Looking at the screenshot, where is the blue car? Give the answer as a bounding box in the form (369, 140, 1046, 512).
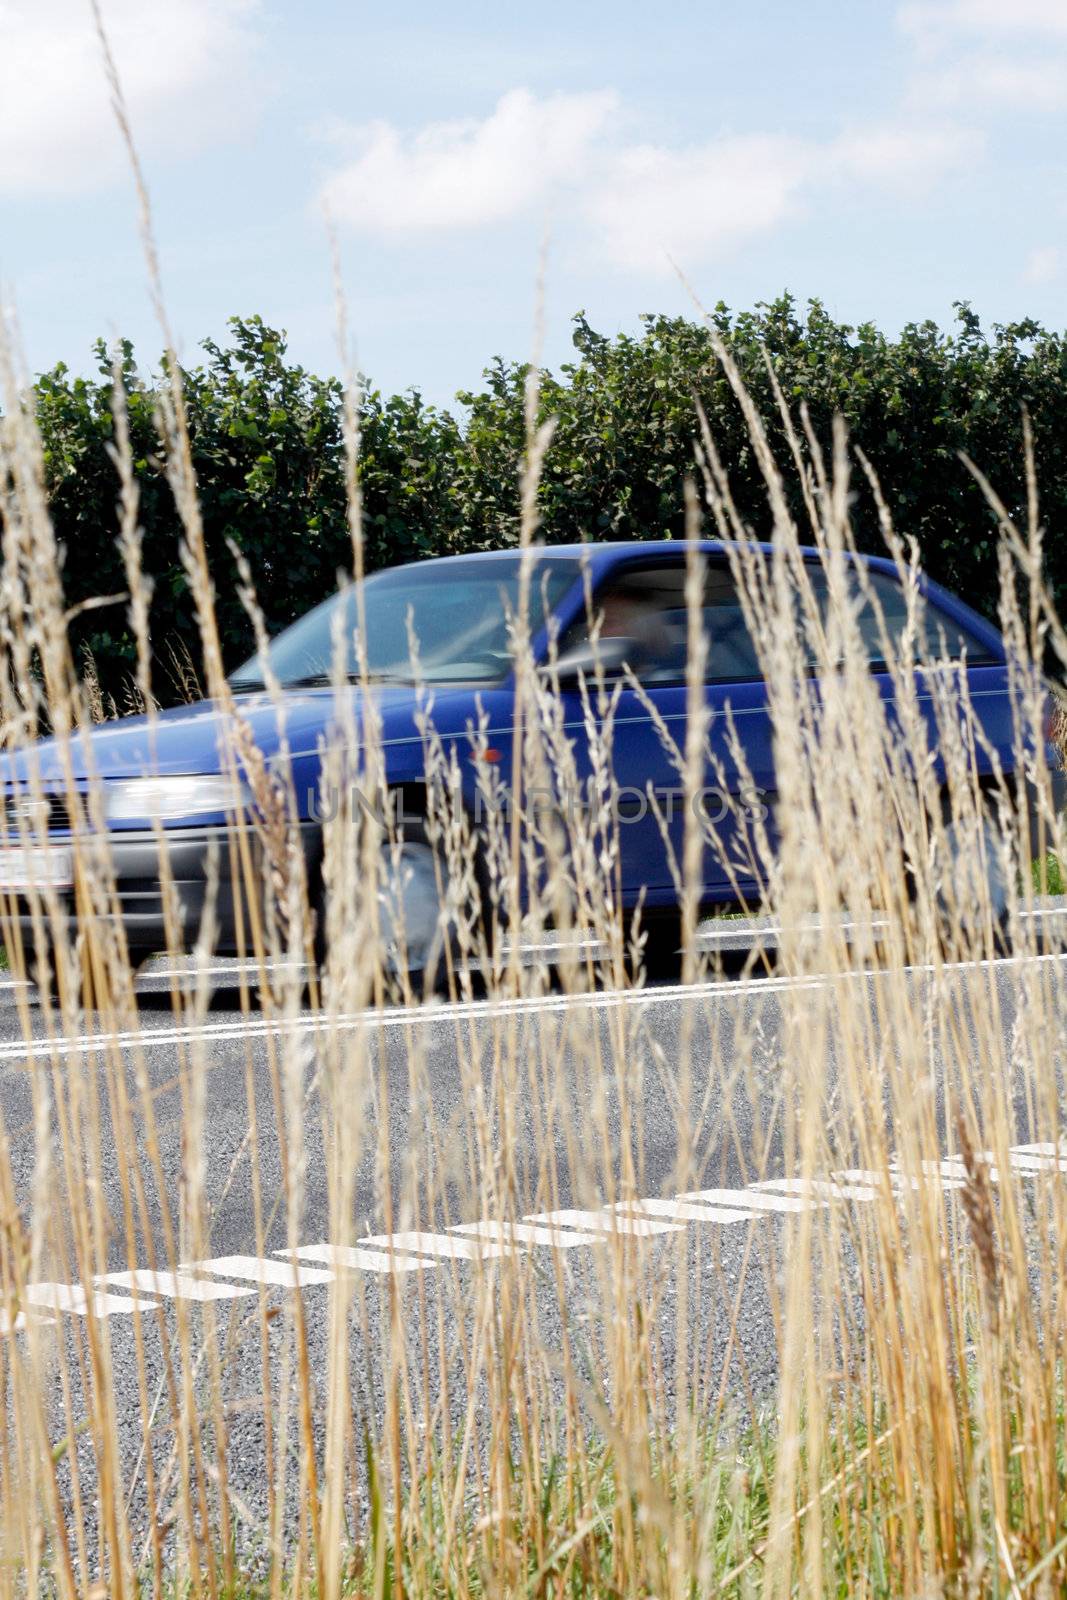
(0, 541, 1061, 976)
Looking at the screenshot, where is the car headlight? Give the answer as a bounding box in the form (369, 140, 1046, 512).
(104, 775, 252, 824)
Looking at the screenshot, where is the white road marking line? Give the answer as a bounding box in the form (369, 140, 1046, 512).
(99, 1269, 255, 1303)
(7, 948, 1067, 1065)
(361, 1231, 514, 1261)
(890, 1172, 968, 1192)
(11, 898, 1065, 1009)
(1004, 1149, 1067, 1172)
(19, 1135, 1063, 1325)
(697, 913, 894, 951)
(0, 1308, 54, 1333)
(188, 1255, 335, 1288)
(919, 1159, 978, 1183)
(888, 1159, 977, 1187)
(678, 1188, 826, 1214)
(967, 1155, 1052, 1180)
(1011, 1152, 1067, 1177)
(751, 1177, 880, 1202)
(450, 1220, 603, 1248)
(614, 1197, 756, 1224)
(1003, 1154, 1067, 1174)
(279, 1243, 431, 1275)
(26, 1282, 151, 1317)
(524, 1209, 684, 1238)
(835, 1167, 965, 1192)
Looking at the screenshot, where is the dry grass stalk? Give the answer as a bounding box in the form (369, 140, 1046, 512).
(0, 31, 1065, 1595)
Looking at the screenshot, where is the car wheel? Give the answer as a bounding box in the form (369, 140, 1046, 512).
(935, 788, 1012, 954)
(315, 806, 496, 999)
(376, 820, 453, 989)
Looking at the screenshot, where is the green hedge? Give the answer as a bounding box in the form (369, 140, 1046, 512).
(29, 297, 1067, 704)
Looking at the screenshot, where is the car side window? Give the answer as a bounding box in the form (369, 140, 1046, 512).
(558, 562, 762, 684)
(803, 569, 998, 670)
(558, 560, 998, 687)
(702, 567, 763, 680)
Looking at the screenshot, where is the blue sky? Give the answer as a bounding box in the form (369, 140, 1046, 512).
(2, 0, 1065, 409)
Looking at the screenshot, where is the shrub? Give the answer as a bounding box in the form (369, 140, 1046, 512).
(29, 298, 1067, 702)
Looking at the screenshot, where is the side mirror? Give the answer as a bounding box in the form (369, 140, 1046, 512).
(545, 636, 632, 686)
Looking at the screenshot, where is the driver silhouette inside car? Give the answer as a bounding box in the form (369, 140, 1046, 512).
(594, 579, 688, 680)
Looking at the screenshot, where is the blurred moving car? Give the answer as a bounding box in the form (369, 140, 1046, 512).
(0, 542, 1062, 978)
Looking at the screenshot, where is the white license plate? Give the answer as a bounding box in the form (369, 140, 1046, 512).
(0, 846, 74, 890)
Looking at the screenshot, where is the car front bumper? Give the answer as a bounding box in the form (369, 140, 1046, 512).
(0, 822, 321, 961)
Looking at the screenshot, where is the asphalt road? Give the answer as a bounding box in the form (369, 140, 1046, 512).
(2, 946, 1064, 1570)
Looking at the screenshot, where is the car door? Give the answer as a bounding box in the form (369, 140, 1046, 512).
(807, 562, 1010, 787)
(550, 558, 778, 908)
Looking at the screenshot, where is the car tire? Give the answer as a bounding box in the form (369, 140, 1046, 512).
(316, 806, 494, 998)
(934, 783, 1012, 956)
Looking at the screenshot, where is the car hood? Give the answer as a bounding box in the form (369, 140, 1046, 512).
(0, 684, 504, 788)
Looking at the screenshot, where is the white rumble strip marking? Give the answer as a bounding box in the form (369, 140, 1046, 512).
(836, 1167, 966, 1192)
(361, 1231, 514, 1262)
(906, 1167, 997, 1190)
(190, 1255, 336, 1288)
(280, 1243, 432, 1275)
(753, 1178, 880, 1202)
(1, 1307, 54, 1332)
(5, 1144, 1064, 1329)
(678, 1188, 828, 1215)
(450, 1220, 603, 1248)
(895, 1161, 972, 1190)
(525, 1209, 684, 1238)
(26, 1283, 153, 1318)
(614, 1198, 756, 1224)
(1003, 1150, 1067, 1172)
(99, 1269, 256, 1303)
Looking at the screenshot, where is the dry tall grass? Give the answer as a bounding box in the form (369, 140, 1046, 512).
(0, 39, 1066, 1598)
(0, 319, 1064, 1595)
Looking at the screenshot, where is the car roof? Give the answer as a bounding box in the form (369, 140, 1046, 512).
(400, 539, 783, 565)
(372, 541, 1005, 661)
(541, 540, 784, 559)
(379, 541, 905, 584)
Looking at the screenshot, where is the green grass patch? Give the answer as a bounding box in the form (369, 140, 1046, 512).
(1032, 852, 1066, 896)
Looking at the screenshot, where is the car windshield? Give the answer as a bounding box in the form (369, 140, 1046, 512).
(230, 555, 582, 690)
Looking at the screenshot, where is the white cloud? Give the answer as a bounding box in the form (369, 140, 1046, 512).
(833, 122, 980, 191)
(898, 0, 1067, 126)
(319, 88, 618, 233)
(319, 105, 819, 272)
(900, 0, 1067, 42)
(320, 89, 983, 275)
(0, 0, 261, 195)
(1024, 245, 1061, 282)
(585, 135, 814, 274)
(585, 121, 976, 275)
(911, 55, 1067, 112)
